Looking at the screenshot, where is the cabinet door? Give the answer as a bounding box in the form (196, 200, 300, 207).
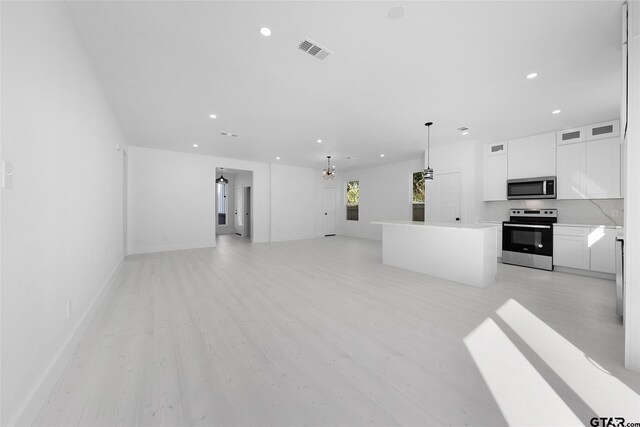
(554, 234, 590, 270)
(589, 227, 616, 273)
(507, 136, 530, 179)
(557, 142, 585, 199)
(508, 133, 556, 179)
(484, 153, 507, 201)
(528, 132, 557, 177)
(585, 137, 621, 199)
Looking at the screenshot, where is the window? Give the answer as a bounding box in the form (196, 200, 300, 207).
(412, 171, 425, 221)
(346, 180, 359, 221)
(217, 182, 228, 225)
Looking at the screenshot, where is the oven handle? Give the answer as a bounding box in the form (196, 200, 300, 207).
(503, 223, 552, 229)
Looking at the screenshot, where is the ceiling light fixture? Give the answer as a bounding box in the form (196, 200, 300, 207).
(209, 114, 217, 119)
(276, 157, 280, 160)
(260, 27, 271, 37)
(317, 139, 322, 143)
(380, 154, 385, 157)
(322, 156, 336, 179)
(526, 72, 538, 79)
(552, 109, 562, 114)
(216, 168, 229, 184)
(424, 121, 434, 181)
(193, 144, 199, 148)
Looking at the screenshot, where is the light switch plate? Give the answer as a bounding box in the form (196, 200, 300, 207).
(2, 160, 13, 189)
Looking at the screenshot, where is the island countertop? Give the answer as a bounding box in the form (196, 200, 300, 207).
(372, 220, 499, 230)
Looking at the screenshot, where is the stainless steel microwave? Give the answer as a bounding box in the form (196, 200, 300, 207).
(507, 176, 557, 200)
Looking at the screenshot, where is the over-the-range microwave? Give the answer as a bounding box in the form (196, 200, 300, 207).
(507, 176, 557, 200)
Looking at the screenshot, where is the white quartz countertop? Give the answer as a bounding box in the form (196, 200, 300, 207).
(372, 220, 498, 230)
(479, 220, 622, 229)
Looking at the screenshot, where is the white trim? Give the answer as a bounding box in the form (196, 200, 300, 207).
(12, 259, 125, 427)
(126, 241, 215, 255)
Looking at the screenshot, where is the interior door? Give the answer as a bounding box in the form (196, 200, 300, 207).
(429, 171, 462, 223)
(235, 187, 243, 235)
(322, 187, 336, 236)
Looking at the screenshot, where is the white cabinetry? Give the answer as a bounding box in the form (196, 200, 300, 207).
(554, 226, 590, 270)
(556, 137, 621, 199)
(553, 225, 618, 273)
(484, 142, 507, 201)
(508, 132, 556, 179)
(589, 227, 617, 274)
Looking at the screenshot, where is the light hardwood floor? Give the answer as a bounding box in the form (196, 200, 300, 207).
(34, 235, 640, 426)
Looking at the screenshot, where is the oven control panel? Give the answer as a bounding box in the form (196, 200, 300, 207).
(509, 209, 557, 218)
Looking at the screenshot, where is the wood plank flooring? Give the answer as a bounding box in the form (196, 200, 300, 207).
(34, 235, 640, 426)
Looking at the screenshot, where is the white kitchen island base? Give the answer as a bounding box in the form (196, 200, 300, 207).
(373, 221, 498, 288)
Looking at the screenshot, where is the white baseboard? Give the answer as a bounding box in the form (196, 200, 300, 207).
(126, 241, 215, 255)
(554, 266, 616, 281)
(11, 259, 124, 427)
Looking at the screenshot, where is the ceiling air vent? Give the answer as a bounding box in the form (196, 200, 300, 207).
(298, 38, 333, 60)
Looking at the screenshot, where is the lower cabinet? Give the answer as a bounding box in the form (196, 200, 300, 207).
(553, 225, 618, 273)
(553, 227, 590, 270)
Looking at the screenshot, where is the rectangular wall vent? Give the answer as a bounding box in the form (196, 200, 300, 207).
(298, 38, 333, 60)
(562, 130, 581, 141)
(592, 124, 614, 136)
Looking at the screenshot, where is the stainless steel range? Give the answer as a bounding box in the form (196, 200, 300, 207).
(502, 209, 557, 271)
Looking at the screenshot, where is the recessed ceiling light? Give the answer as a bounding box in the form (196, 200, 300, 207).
(317, 139, 322, 143)
(462, 131, 469, 135)
(552, 109, 561, 114)
(380, 154, 385, 157)
(260, 27, 271, 37)
(193, 144, 199, 148)
(209, 114, 217, 119)
(526, 72, 538, 79)
(275, 156, 280, 160)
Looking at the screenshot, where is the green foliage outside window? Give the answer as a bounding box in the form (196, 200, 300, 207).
(412, 172, 425, 203)
(347, 181, 359, 206)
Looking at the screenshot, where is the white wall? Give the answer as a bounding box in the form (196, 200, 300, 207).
(624, 0, 640, 373)
(127, 147, 271, 251)
(1, 3, 126, 425)
(270, 164, 317, 242)
(425, 140, 483, 225)
(338, 158, 424, 240)
(127, 146, 216, 254)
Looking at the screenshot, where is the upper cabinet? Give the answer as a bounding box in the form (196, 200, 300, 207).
(507, 132, 556, 179)
(484, 142, 507, 201)
(557, 120, 621, 200)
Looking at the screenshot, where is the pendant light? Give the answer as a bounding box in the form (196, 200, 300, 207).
(322, 156, 336, 179)
(216, 168, 229, 184)
(424, 121, 434, 180)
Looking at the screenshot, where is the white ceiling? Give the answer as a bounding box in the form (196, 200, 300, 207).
(66, 1, 622, 171)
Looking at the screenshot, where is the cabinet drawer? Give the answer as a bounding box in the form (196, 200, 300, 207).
(553, 226, 590, 237)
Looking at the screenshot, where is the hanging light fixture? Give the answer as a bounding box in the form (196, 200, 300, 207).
(322, 156, 336, 179)
(216, 168, 229, 184)
(424, 121, 434, 180)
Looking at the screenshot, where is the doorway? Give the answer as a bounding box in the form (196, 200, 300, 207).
(235, 186, 243, 236)
(428, 171, 462, 223)
(322, 187, 336, 236)
(243, 187, 251, 239)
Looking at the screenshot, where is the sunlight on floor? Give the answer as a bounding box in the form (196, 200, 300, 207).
(465, 298, 640, 426)
(496, 299, 640, 420)
(464, 318, 582, 426)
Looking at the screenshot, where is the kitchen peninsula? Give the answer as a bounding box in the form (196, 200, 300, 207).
(372, 221, 498, 288)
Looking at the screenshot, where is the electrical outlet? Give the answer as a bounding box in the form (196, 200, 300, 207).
(66, 301, 71, 319)
(612, 209, 620, 218)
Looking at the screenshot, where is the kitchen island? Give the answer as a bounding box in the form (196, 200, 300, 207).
(372, 220, 498, 288)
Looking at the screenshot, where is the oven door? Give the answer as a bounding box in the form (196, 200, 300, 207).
(502, 222, 553, 257)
